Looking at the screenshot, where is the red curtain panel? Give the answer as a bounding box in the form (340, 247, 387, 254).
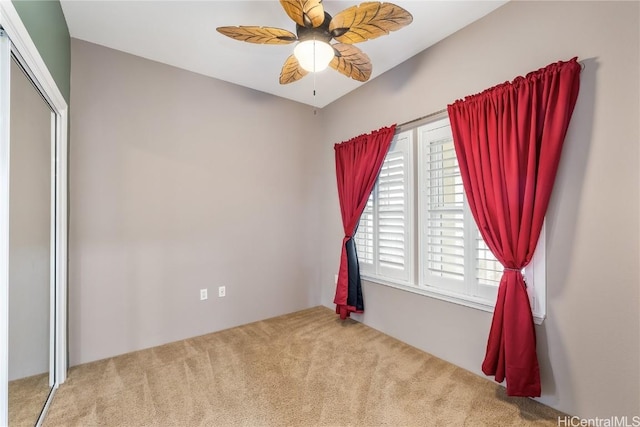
(447, 58, 581, 396)
(334, 125, 396, 320)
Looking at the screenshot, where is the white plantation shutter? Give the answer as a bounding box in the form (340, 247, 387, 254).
(355, 131, 412, 283)
(419, 118, 467, 292)
(377, 148, 407, 275)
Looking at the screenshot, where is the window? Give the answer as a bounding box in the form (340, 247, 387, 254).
(355, 115, 546, 323)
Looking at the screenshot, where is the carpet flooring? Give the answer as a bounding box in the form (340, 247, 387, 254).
(33, 306, 565, 426)
(9, 372, 50, 426)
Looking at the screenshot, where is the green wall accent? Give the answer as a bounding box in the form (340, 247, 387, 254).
(11, 0, 70, 103)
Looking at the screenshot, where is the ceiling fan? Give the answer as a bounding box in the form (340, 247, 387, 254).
(216, 1, 413, 85)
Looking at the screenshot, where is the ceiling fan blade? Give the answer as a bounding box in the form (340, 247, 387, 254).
(329, 43, 372, 82)
(280, 54, 309, 84)
(216, 26, 297, 44)
(280, 0, 325, 28)
(329, 2, 413, 44)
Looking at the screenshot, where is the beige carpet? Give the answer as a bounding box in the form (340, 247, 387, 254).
(38, 306, 565, 426)
(9, 372, 50, 426)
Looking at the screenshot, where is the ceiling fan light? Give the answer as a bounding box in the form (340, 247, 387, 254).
(294, 40, 334, 72)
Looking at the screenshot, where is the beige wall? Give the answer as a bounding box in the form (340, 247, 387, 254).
(317, 0, 639, 419)
(69, 39, 323, 365)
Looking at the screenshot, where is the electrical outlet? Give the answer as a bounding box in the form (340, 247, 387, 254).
(218, 286, 226, 298)
(200, 289, 208, 300)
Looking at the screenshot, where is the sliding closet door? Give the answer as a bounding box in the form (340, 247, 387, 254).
(0, 6, 69, 425)
(7, 55, 54, 426)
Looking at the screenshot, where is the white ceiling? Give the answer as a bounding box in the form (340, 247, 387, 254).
(60, 0, 507, 108)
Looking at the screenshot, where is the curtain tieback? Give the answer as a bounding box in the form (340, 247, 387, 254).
(503, 267, 526, 287)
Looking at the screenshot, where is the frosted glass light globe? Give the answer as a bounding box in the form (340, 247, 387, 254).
(294, 40, 334, 72)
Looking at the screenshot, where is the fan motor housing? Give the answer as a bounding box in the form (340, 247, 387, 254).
(296, 12, 332, 43)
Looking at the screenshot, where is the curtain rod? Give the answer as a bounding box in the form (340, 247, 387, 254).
(395, 108, 447, 132)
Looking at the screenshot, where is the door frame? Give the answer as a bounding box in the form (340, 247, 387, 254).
(0, 2, 68, 425)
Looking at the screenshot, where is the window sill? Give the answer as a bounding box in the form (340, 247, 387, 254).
(360, 274, 545, 325)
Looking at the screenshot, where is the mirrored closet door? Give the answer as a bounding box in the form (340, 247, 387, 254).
(0, 13, 69, 426)
(7, 54, 55, 426)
